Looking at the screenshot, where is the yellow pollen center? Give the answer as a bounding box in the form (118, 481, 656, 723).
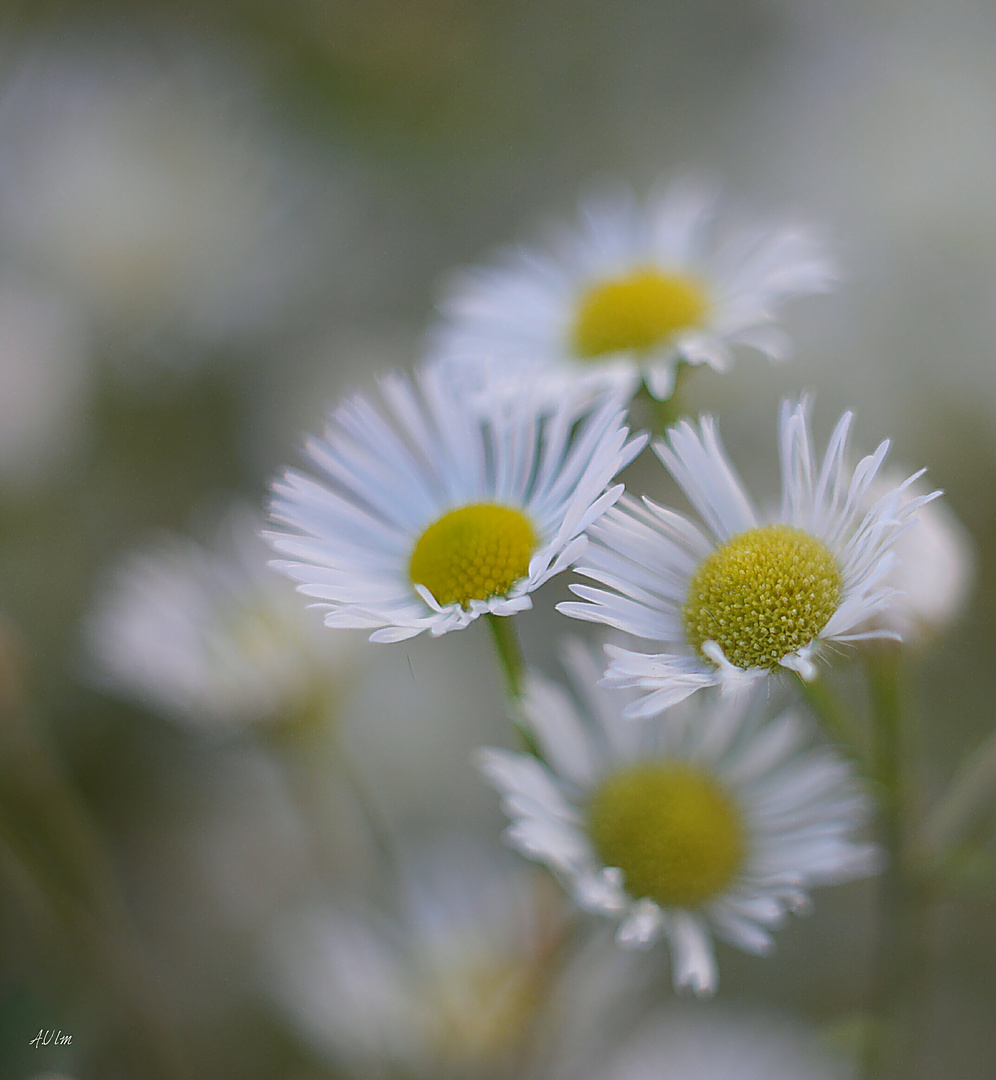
(409, 503, 537, 609)
(587, 762, 744, 908)
(572, 268, 708, 358)
(683, 524, 842, 670)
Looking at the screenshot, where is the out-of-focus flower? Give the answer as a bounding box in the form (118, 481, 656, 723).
(559, 398, 939, 714)
(480, 640, 878, 996)
(265, 367, 646, 642)
(864, 474, 975, 644)
(0, 41, 315, 363)
(267, 837, 566, 1079)
(430, 176, 833, 405)
(0, 270, 90, 488)
(589, 1002, 854, 1080)
(83, 510, 358, 731)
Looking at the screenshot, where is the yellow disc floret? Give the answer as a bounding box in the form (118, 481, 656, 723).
(587, 762, 744, 908)
(409, 503, 538, 609)
(683, 524, 842, 670)
(572, 268, 708, 358)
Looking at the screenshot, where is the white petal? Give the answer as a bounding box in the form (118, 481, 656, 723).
(667, 911, 719, 996)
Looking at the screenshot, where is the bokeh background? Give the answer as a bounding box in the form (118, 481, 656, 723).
(0, 1, 994, 1078)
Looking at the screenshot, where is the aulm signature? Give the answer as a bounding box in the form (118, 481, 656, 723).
(29, 1029, 72, 1048)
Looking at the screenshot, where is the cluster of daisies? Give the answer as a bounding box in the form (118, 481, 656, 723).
(257, 175, 942, 999)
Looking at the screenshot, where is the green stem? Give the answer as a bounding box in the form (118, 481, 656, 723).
(868, 646, 903, 804)
(334, 737, 401, 871)
(259, 690, 396, 878)
(486, 615, 541, 758)
(914, 726, 996, 867)
(798, 676, 870, 769)
(863, 644, 918, 1080)
(487, 613, 526, 699)
(647, 360, 694, 434)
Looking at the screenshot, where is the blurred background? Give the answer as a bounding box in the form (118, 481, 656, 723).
(0, 1, 994, 1078)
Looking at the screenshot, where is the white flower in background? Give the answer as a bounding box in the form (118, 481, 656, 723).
(265, 367, 646, 642)
(0, 269, 90, 488)
(430, 176, 833, 405)
(0, 41, 312, 361)
(589, 1002, 854, 1080)
(559, 398, 940, 715)
(865, 473, 975, 644)
(267, 838, 565, 1080)
(479, 640, 879, 996)
(84, 510, 357, 730)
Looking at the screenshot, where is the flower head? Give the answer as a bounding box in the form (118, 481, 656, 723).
(84, 510, 354, 730)
(558, 398, 940, 715)
(0, 41, 316, 360)
(267, 837, 565, 1079)
(430, 176, 834, 406)
(479, 640, 879, 996)
(265, 368, 646, 642)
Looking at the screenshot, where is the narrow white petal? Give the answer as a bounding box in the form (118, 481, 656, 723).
(668, 911, 719, 996)
(616, 899, 665, 950)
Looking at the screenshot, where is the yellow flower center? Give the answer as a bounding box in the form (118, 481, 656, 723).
(683, 524, 842, 670)
(587, 762, 744, 908)
(572, 268, 708, 358)
(409, 503, 538, 609)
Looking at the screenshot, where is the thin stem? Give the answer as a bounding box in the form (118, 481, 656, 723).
(487, 613, 526, 699)
(486, 615, 541, 758)
(863, 644, 918, 1080)
(868, 646, 903, 803)
(914, 726, 996, 865)
(257, 689, 396, 878)
(334, 737, 401, 870)
(798, 675, 870, 769)
(650, 361, 694, 433)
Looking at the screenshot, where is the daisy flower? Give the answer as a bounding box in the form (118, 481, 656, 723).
(267, 837, 566, 1079)
(430, 176, 834, 406)
(0, 39, 318, 363)
(265, 368, 646, 643)
(558, 398, 940, 715)
(83, 509, 356, 731)
(479, 640, 879, 996)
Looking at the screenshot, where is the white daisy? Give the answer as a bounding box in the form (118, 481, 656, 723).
(0, 40, 317, 362)
(430, 176, 834, 406)
(479, 640, 879, 996)
(267, 837, 565, 1080)
(83, 509, 357, 731)
(558, 398, 941, 715)
(265, 367, 646, 643)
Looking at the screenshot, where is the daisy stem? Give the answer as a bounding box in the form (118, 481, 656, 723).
(648, 360, 694, 433)
(486, 615, 542, 758)
(334, 736, 403, 872)
(914, 726, 996, 866)
(487, 613, 526, 698)
(798, 676, 869, 768)
(259, 690, 400, 881)
(864, 643, 919, 1080)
